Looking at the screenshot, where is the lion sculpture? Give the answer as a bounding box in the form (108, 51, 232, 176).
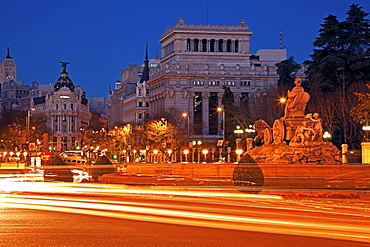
(252, 119, 270, 144)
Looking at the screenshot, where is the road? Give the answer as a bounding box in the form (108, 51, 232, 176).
(1, 182, 370, 246)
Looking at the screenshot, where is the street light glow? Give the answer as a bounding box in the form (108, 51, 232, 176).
(279, 97, 287, 103)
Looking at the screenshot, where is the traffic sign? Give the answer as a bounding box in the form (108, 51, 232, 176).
(40, 151, 52, 162)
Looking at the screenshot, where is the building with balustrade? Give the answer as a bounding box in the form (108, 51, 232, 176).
(146, 18, 286, 145)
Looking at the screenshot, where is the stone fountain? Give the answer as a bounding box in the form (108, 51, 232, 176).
(248, 78, 341, 164)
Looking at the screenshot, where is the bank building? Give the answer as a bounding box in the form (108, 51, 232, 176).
(109, 18, 287, 147)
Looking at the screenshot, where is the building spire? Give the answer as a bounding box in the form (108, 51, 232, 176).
(140, 43, 150, 83)
(6, 47, 12, 58)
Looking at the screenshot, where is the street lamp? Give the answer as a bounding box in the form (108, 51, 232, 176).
(217, 107, 225, 162)
(236, 149, 243, 162)
(182, 112, 190, 137)
(217, 107, 225, 146)
(183, 149, 189, 163)
(323, 131, 331, 142)
(153, 149, 158, 163)
(363, 126, 370, 141)
(26, 108, 35, 145)
(202, 149, 208, 163)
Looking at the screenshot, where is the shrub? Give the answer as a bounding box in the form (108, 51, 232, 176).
(90, 156, 116, 181)
(44, 156, 73, 182)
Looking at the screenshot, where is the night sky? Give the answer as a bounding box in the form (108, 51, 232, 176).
(1, 0, 369, 97)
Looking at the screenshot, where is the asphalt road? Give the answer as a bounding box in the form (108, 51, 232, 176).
(1, 207, 368, 247)
(1, 183, 370, 246)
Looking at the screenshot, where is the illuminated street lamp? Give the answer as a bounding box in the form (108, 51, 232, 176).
(236, 149, 243, 162)
(183, 149, 189, 163)
(234, 126, 244, 135)
(323, 131, 332, 142)
(202, 149, 208, 163)
(182, 112, 190, 137)
(153, 149, 158, 163)
(363, 125, 370, 141)
(245, 125, 256, 136)
(167, 149, 173, 163)
(279, 97, 287, 103)
(217, 107, 225, 146)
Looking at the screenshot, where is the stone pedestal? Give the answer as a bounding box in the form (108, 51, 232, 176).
(361, 142, 370, 164)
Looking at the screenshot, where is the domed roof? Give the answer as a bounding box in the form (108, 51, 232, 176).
(54, 62, 75, 92)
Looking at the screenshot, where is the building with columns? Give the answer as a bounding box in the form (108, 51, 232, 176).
(147, 18, 286, 144)
(31, 62, 91, 151)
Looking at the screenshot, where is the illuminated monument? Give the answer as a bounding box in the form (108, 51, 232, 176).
(248, 78, 341, 164)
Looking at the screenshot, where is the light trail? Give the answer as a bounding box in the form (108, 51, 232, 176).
(1, 191, 370, 244)
(0, 181, 282, 200)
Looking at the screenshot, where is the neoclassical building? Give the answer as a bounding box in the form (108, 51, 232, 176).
(147, 18, 286, 140)
(31, 62, 91, 151)
(107, 44, 159, 128)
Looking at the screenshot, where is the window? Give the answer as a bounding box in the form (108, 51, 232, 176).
(202, 39, 207, 52)
(193, 80, 204, 85)
(138, 102, 142, 107)
(240, 80, 251, 86)
(64, 104, 67, 109)
(186, 38, 191, 51)
(210, 39, 215, 52)
(194, 39, 199, 52)
(227, 39, 232, 52)
(218, 39, 223, 52)
(235, 40, 239, 52)
(71, 104, 73, 110)
(138, 113, 143, 119)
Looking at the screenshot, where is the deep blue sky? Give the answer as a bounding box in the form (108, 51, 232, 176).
(1, 0, 369, 97)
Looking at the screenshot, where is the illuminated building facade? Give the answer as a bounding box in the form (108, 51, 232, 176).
(31, 63, 91, 151)
(147, 18, 286, 142)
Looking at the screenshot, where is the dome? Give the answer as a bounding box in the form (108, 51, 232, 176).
(54, 62, 75, 92)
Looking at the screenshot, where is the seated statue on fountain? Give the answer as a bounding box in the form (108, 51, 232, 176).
(284, 78, 310, 119)
(247, 78, 340, 163)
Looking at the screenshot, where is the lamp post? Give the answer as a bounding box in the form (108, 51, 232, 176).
(363, 125, 370, 141)
(182, 112, 190, 137)
(217, 107, 225, 162)
(202, 149, 208, 163)
(26, 108, 35, 146)
(183, 149, 189, 163)
(236, 149, 243, 162)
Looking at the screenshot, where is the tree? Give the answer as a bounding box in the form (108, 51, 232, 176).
(350, 83, 370, 140)
(145, 119, 187, 161)
(276, 57, 301, 95)
(305, 4, 370, 148)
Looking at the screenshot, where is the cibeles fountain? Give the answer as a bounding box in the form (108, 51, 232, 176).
(248, 78, 341, 164)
